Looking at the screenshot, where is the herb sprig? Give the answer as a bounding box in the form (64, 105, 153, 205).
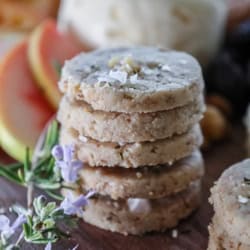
(0, 121, 61, 199)
(0, 120, 91, 250)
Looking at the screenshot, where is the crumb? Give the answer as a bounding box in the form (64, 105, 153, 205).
(79, 135, 88, 142)
(136, 172, 143, 179)
(238, 195, 248, 204)
(172, 229, 178, 238)
(113, 202, 120, 209)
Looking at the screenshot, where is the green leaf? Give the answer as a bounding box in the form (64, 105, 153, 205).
(17, 169, 25, 183)
(7, 162, 23, 171)
(0, 167, 24, 185)
(44, 120, 59, 150)
(35, 181, 61, 190)
(11, 204, 28, 216)
(33, 196, 46, 216)
(27, 215, 33, 227)
(45, 190, 63, 201)
(25, 232, 44, 243)
(33, 156, 52, 174)
(24, 171, 33, 183)
(41, 227, 69, 239)
(46, 158, 56, 175)
(23, 222, 32, 238)
(40, 202, 56, 219)
(25, 237, 57, 244)
(43, 218, 56, 228)
(24, 148, 31, 173)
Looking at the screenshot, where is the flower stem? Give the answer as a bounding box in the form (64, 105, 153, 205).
(15, 231, 24, 246)
(27, 183, 34, 210)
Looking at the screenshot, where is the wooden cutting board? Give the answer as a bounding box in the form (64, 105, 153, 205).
(0, 123, 246, 250)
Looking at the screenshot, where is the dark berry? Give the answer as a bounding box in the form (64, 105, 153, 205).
(227, 19, 250, 47)
(226, 19, 250, 65)
(205, 51, 249, 116)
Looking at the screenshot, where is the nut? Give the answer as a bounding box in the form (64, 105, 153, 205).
(200, 104, 229, 144)
(108, 56, 120, 68)
(206, 95, 232, 117)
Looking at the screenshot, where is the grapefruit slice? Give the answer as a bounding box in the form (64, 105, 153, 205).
(28, 19, 84, 108)
(0, 41, 54, 161)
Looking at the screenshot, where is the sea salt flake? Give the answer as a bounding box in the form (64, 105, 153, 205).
(141, 67, 156, 75)
(161, 64, 172, 72)
(124, 64, 133, 73)
(130, 74, 138, 83)
(79, 135, 88, 143)
(97, 75, 114, 84)
(109, 70, 128, 83)
(238, 195, 249, 204)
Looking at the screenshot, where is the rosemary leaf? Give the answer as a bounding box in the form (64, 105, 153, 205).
(24, 148, 31, 173)
(35, 182, 61, 190)
(44, 190, 63, 201)
(3, 162, 23, 171)
(0, 167, 24, 185)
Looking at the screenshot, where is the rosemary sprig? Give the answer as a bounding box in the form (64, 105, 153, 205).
(0, 120, 62, 200)
(0, 120, 92, 249)
(23, 196, 76, 244)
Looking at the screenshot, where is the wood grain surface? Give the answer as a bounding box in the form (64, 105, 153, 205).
(0, 124, 246, 250)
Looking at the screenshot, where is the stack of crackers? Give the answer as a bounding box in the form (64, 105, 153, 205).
(208, 160, 250, 249)
(57, 47, 205, 235)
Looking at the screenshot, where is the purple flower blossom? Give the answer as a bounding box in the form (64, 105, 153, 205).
(51, 145, 64, 161)
(45, 242, 78, 250)
(45, 242, 52, 250)
(60, 191, 96, 216)
(0, 214, 26, 239)
(52, 145, 83, 183)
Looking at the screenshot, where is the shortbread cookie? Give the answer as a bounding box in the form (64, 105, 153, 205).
(58, 96, 205, 143)
(60, 125, 203, 168)
(59, 47, 204, 113)
(210, 159, 250, 245)
(64, 181, 201, 235)
(208, 216, 249, 250)
(77, 151, 204, 199)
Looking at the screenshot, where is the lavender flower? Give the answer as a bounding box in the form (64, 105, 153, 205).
(52, 145, 83, 183)
(45, 242, 52, 250)
(44, 242, 78, 250)
(0, 214, 26, 239)
(60, 191, 96, 216)
(51, 145, 64, 161)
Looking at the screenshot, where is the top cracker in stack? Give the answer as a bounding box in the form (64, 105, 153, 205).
(59, 47, 203, 114)
(57, 47, 205, 235)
